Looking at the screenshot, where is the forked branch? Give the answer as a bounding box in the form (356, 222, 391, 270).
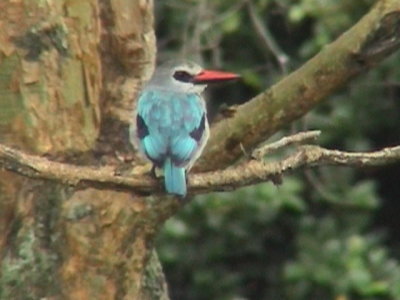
(0, 132, 399, 195)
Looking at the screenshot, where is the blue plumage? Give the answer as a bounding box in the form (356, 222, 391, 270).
(135, 89, 207, 196)
(130, 61, 238, 197)
(164, 157, 186, 196)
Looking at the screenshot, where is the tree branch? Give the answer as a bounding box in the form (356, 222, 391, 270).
(252, 130, 321, 159)
(197, 0, 400, 172)
(0, 141, 399, 196)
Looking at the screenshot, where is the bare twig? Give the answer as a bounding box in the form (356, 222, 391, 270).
(252, 130, 321, 159)
(192, 144, 400, 193)
(303, 169, 340, 203)
(0, 143, 399, 196)
(246, 0, 290, 74)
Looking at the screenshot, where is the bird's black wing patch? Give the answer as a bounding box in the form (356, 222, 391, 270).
(136, 114, 149, 139)
(190, 114, 206, 142)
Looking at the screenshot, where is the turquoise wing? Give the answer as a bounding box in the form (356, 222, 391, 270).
(137, 90, 206, 166)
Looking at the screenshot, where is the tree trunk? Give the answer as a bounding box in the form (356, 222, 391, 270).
(1, 0, 399, 299)
(0, 1, 165, 299)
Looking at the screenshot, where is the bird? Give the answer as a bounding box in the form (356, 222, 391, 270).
(130, 60, 239, 197)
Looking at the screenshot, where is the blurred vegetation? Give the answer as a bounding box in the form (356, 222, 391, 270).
(155, 0, 400, 299)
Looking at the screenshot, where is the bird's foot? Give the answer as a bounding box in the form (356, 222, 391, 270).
(150, 164, 165, 180)
(150, 164, 157, 179)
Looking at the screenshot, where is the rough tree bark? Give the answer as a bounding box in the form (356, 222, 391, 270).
(0, 0, 399, 300)
(0, 1, 167, 300)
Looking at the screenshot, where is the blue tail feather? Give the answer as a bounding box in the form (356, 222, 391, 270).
(164, 158, 186, 196)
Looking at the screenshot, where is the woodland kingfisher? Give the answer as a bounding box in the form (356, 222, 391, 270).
(130, 60, 239, 197)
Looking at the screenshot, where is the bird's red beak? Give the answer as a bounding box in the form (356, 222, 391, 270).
(192, 69, 240, 84)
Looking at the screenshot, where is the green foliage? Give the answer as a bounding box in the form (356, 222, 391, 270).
(159, 176, 400, 299)
(287, 0, 373, 56)
(159, 180, 305, 300)
(156, 0, 400, 299)
(285, 216, 400, 299)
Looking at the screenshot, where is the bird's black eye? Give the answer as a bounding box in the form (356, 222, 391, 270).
(173, 70, 193, 83)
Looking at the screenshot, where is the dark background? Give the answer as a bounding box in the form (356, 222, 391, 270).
(154, 1, 400, 299)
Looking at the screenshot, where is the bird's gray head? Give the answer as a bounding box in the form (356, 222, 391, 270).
(146, 60, 239, 93)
